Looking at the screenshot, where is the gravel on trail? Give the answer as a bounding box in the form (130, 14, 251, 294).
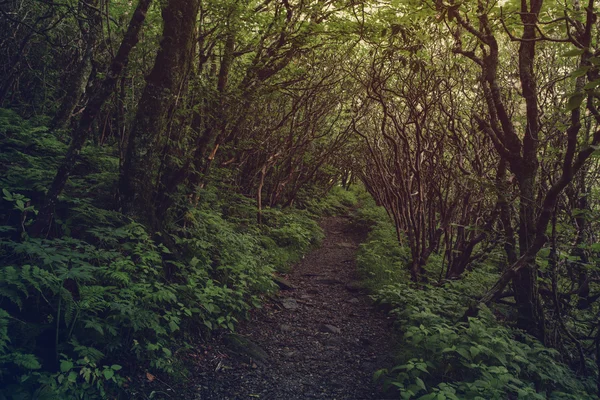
(190, 216, 398, 400)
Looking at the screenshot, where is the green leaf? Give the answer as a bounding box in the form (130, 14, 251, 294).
(416, 363, 428, 373)
(103, 368, 114, 380)
(455, 347, 471, 360)
(571, 66, 590, 78)
(68, 371, 78, 383)
(584, 79, 600, 90)
(566, 92, 585, 112)
(60, 360, 74, 373)
(562, 49, 585, 57)
(13, 353, 41, 370)
(82, 367, 92, 383)
(111, 364, 122, 371)
(469, 346, 481, 358)
(590, 57, 600, 65)
(374, 369, 388, 381)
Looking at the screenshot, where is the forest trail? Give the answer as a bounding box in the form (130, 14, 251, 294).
(191, 216, 397, 400)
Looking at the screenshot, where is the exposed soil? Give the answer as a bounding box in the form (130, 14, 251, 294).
(190, 216, 398, 400)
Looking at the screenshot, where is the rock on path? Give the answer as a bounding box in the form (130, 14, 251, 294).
(191, 216, 397, 399)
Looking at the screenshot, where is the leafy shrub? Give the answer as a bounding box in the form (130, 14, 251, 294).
(302, 185, 359, 216)
(373, 282, 597, 399)
(259, 208, 324, 271)
(0, 110, 326, 398)
(353, 190, 410, 288)
(354, 190, 597, 399)
(356, 220, 410, 289)
(351, 186, 390, 230)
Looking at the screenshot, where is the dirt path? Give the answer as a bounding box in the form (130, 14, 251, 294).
(191, 216, 397, 399)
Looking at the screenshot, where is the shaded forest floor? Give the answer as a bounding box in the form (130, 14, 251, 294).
(188, 216, 397, 399)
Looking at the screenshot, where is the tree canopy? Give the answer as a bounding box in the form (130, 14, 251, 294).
(2, 0, 600, 398)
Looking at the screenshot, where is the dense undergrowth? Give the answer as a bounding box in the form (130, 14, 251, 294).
(0, 109, 327, 399)
(352, 188, 598, 400)
(5, 101, 595, 400)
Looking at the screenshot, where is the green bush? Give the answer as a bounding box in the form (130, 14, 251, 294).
(302, 185, 359, 216)
(0, 110, 325, 398)
(259, 208, 324, 271)
(353, 190, 597, 399)
(356, 219, 410, 289)
(352, 188, 410, 288)
(351, 186, 390, 230)
(373, 282, 597, 399)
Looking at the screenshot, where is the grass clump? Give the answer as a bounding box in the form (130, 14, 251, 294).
(302, 185, 359, 216)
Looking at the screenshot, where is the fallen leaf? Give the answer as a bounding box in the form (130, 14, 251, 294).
(146, 372, 155, 382)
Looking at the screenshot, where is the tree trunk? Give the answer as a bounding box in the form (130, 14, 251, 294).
(257, 164, 267, 224)
(496, 159, 518, 265)
(508, 0, 545, 342)
(514, 172, 546, 341)
(52, 0, 101, 130)
(573, 172, 591, 309)
(119, 0, 200, 228)
(153, 32, 234, 222)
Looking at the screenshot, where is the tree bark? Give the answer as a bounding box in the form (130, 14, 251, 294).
(511, 0, 545, 341)
(152, 31, 234, 222)
(52, 0, 101, 130)
(119, 0, 200, 228)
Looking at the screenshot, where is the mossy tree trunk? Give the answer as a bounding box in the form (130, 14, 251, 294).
(118, 0, 200, 228)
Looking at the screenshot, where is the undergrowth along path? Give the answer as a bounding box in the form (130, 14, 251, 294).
(192, 216, 397, 399)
